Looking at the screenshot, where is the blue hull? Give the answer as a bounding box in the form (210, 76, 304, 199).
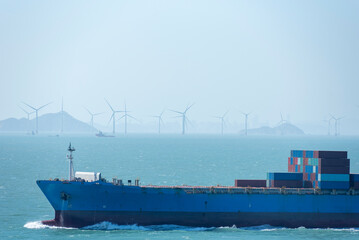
(37, 180, 359, 228)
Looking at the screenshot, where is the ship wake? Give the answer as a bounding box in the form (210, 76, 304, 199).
(24, 221, 75, 230)
(24, 221, 359, 233)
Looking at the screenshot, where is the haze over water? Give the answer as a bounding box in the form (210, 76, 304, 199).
(1, 135, 359, 239)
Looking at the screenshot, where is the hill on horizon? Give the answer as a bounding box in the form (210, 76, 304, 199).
(240, 123, 305, 135)
(0, 111, 96, 133)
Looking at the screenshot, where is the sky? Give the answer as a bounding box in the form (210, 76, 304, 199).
(0, 1, 358, 134)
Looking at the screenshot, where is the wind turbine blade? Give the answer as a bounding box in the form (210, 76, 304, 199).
(160, 109, 165, 117)
(127, 114, 140, 123)
(38, 102, 52, 111)
(160, 117, 164, 124)
(93, 112, 103, 116)
(118, 115, 125, 120)
(186, 117, 193, 127)
(22, 102, 36, 111)
(223, 111, 229, 118)
(185, 103, 195, 113)
(18, 105, 29, 114)
(169, 109, 183, 114)
(105, 99, 114, 112)
(84, 107, 92, 115)
(107, 113, 114, 126)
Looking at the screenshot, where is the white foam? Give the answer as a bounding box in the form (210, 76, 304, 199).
(24, 221, 74, 230)
(82, 222, 215, 231)
(82, 221, 149, 231)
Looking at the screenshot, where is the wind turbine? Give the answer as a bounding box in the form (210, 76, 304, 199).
(171, 104, 194, 135)
(118, 102, 138, 135)
(152, 110, 165, 134)
(331, 115, 344, 136)
(241, 112, 251, 136)
(18, 105, 34, 120)
(323, 117, 334, 136)
(105, 99, 123, 135)
(85, 107, 102, 131)
(277, 113, 287, 126)
(22, 102, 52, 134)
(214, 111, 228, 135)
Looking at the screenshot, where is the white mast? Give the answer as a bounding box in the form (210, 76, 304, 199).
(67, 143, 76, 181)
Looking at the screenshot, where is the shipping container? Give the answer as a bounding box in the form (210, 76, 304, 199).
(267, 172, 303, 181)
(318, 181, 350, 190)
(234, 180, 266, 187)
(318, 151, 347, 159)
(268, 180, 303, 188)
(318, 174, 349, 182)
(319, 158, 350, 167)
(318, 166, 350, 174)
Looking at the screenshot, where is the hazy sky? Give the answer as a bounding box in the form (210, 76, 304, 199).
(1, 1, 358, 133)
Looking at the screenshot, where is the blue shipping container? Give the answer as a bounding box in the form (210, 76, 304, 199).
(318, 181, 350, 190)
(267, 172, 303, 181)
(306, 151, 314, 158)
(318, 174, 349, 182)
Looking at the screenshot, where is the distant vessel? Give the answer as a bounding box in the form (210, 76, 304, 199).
(37, 145, 359, 228)
(95, 131, 114, 137)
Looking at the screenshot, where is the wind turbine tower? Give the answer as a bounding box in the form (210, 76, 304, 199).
(152, 110, 165, 134)
(119, 102, 137, 135)
(241, 112, 251, 136)
(214, 111, 228, 135)
(105, 99, 123, 135)
(22, 102, 52, 134)
(171, 104, 194, 135)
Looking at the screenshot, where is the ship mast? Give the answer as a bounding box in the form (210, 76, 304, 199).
(67, 143, 76, 181)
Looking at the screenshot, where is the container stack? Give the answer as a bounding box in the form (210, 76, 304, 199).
(266, 172, 303, 188)
(234, 150, 357, 190)
(288, 150, 350, 189)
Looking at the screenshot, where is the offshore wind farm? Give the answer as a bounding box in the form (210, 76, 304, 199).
(1, 1, 359, 240)
(0, 98, 357, 136)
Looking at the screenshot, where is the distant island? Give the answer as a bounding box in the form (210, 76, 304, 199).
(0, 111, 95, 133)
(240, 123, 305, 135)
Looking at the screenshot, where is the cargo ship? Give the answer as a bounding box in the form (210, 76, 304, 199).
(37, 144, 359, 228)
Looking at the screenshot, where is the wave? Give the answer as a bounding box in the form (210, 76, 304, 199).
(24, 221, 74, 230)
(82, 221, 215, 231)
(24, 221, 359, 233)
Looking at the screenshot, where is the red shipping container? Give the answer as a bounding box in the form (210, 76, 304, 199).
(303, 158, 308, 166)
(314, 151, 319, 158)
(303, 150, 306, 158)
(305, 173, 309, 180)
(310, 173, 316, 181)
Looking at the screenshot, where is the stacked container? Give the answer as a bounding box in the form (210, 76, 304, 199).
(289, 150, 350, 190)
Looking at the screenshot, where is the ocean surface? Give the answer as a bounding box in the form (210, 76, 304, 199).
(1, 134, 359, 239)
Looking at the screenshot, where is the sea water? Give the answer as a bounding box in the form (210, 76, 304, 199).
(1, 134, 359, 239)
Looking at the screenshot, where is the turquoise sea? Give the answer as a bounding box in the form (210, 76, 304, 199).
(1, 135, 359, 239)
